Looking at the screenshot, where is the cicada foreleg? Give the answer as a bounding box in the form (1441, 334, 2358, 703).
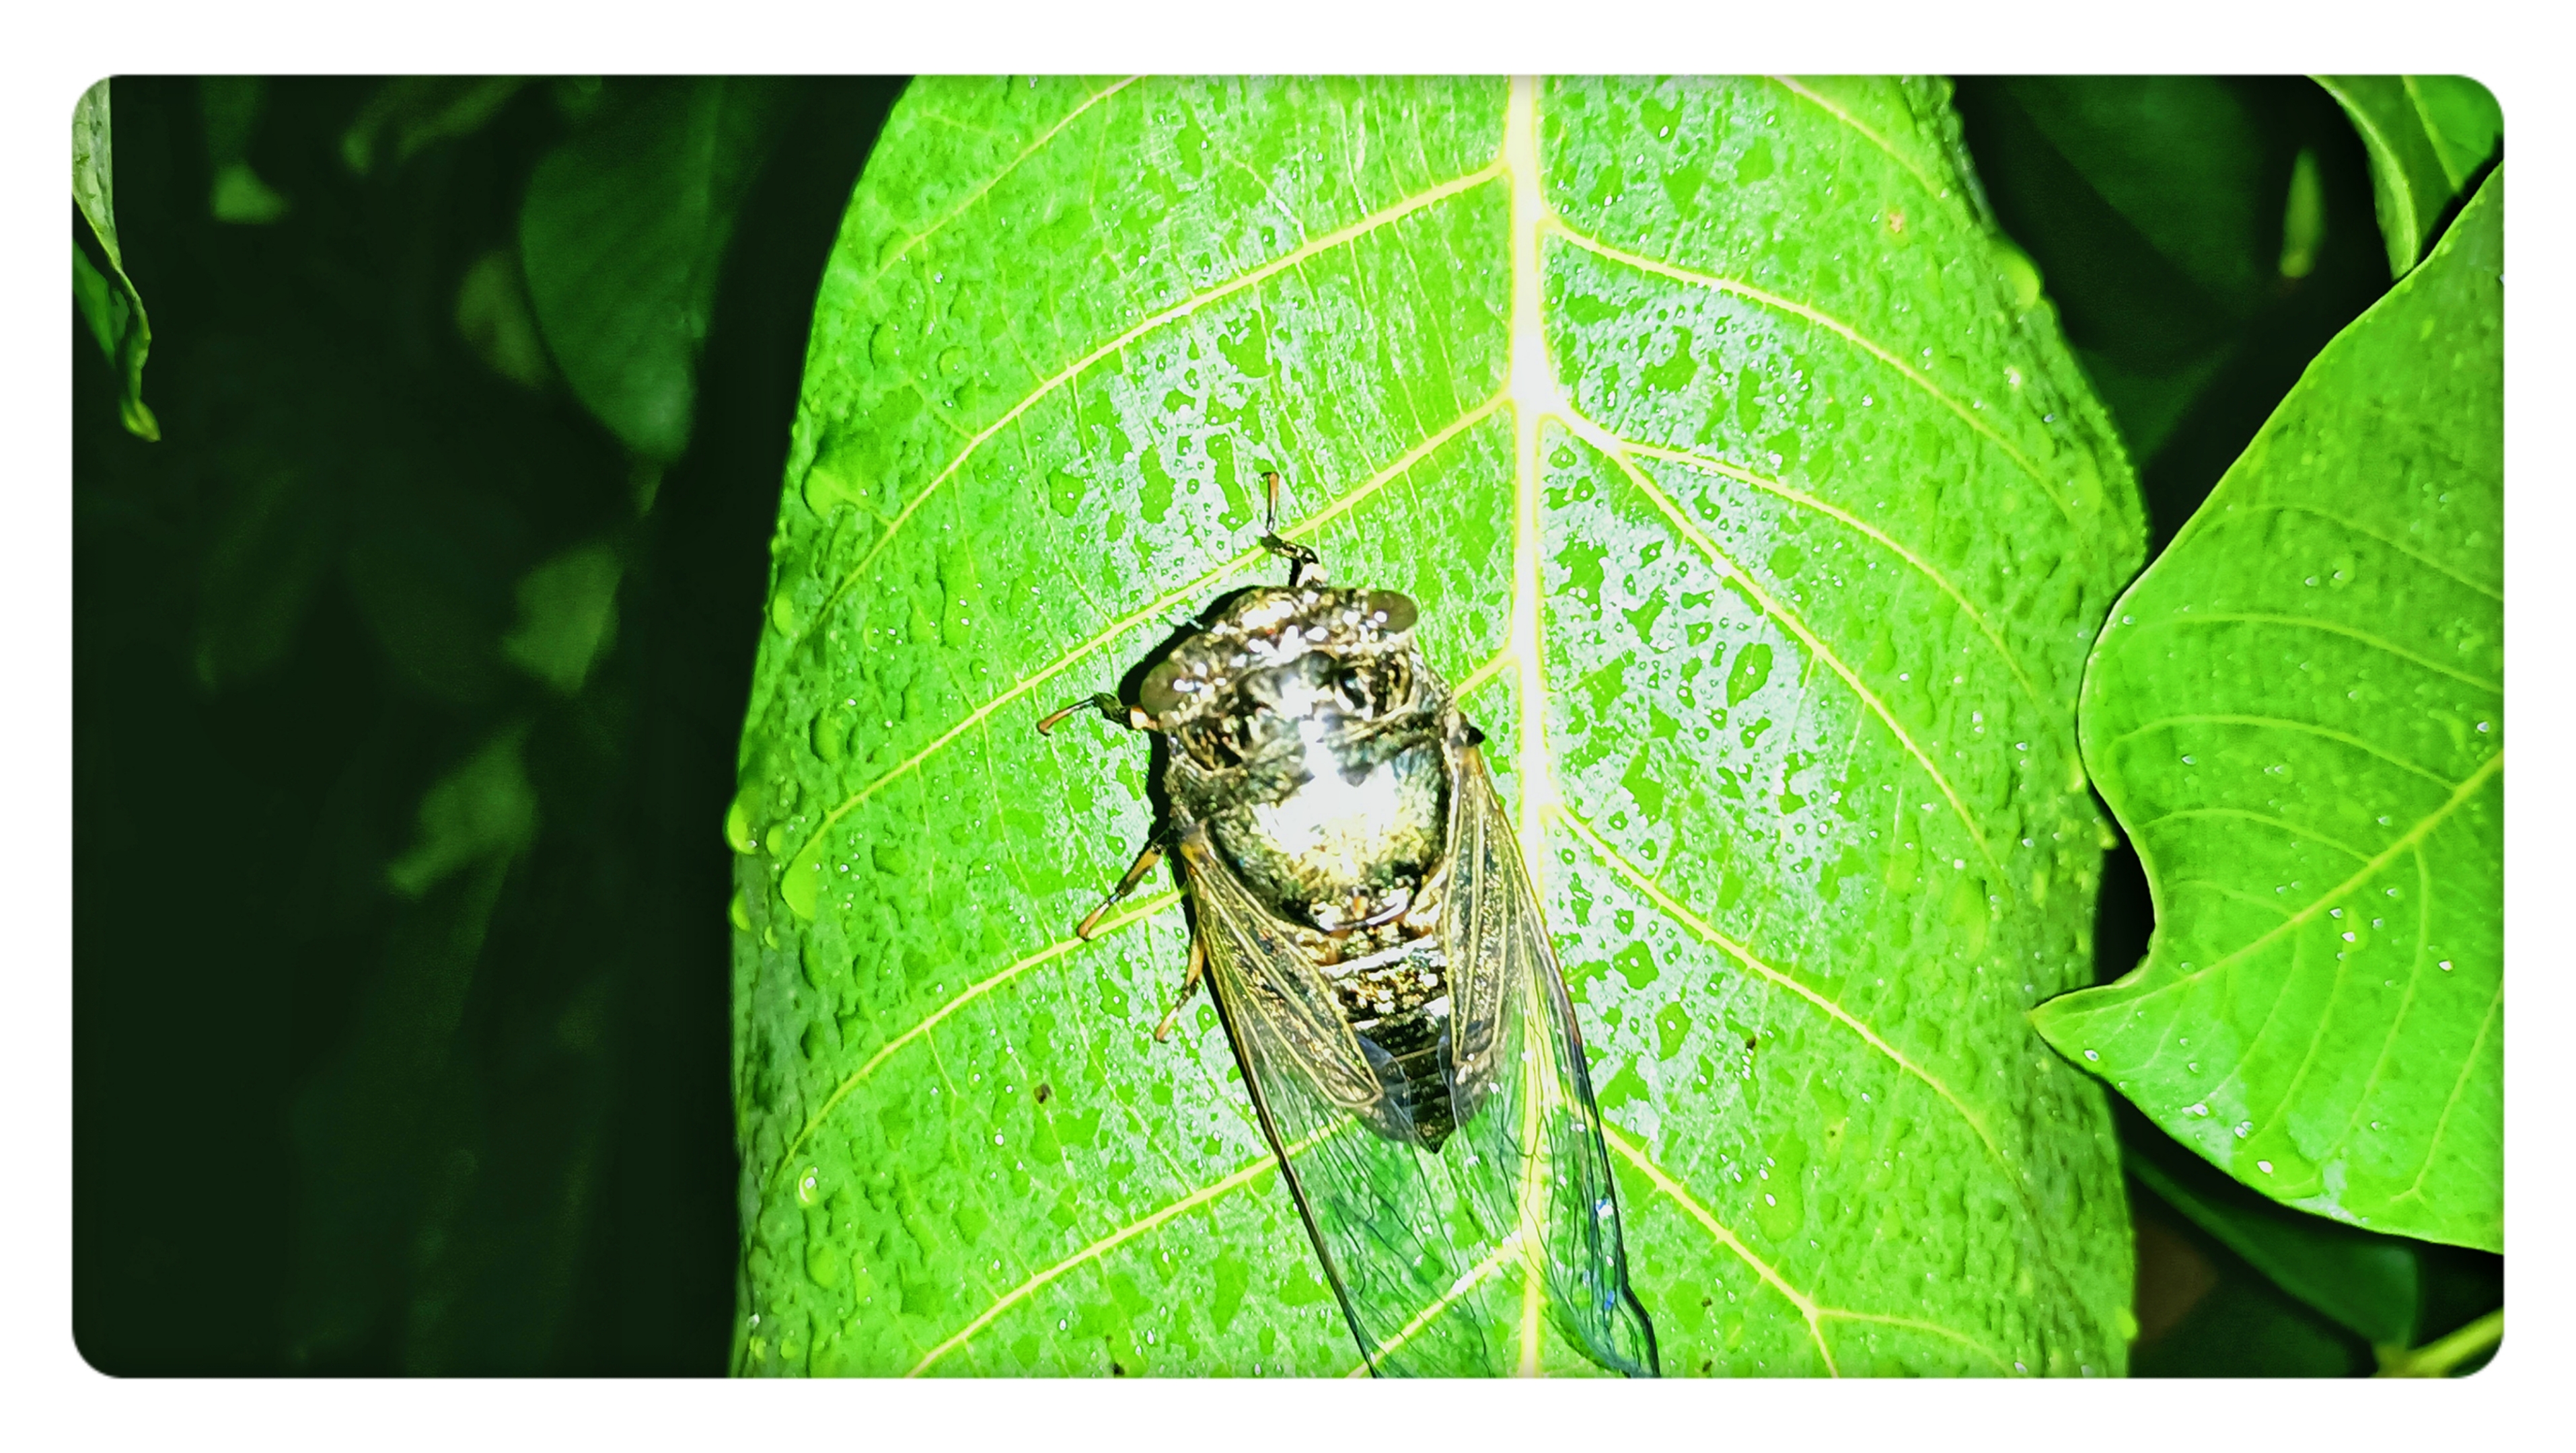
(1152, 935, 1208, 1043)
(1257, 470, 1323, 587)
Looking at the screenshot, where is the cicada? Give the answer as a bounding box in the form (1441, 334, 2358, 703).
(1039, 475, 1658, 1377)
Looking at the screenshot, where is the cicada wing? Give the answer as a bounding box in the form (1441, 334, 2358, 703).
(1442, 747, 1662, 1378)
(1175, 826, 1507, 1376)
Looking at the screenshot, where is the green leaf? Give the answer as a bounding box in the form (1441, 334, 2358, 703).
(732, 77, 2145, 1377)
(1952, 78, 2291, 476)
(501, 542, 622, 695)
(192, 449, 335, 690)
(520, 77, 797, 462)
(339, 76, 526, 178)
(72, 78, 158, 441)
(201, 77, 290, 224)
(2316, 76, 2500, 279)
(455, 248, 556, 391)
(386, 726, 540, 898)
(2129, 1144, 2417, 1345)
(1998, 77, 2277, 321)
(2036, 172, 2501, 1250)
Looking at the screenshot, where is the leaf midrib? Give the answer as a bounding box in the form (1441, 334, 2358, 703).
(792, 75, 2080, 1374)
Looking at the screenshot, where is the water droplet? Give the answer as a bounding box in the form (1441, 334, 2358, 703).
(2082, 1049, 2100, 1062)
(2234, 1121, 2252, 1138)
(795, 1166, 822, 1205)
(2439, 960, 2455, 972)
(2256, 1160, 2275, 1175)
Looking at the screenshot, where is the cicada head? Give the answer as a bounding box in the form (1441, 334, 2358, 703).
(1144, 586, 1450, 936)
(1140, 586, 1422, 758)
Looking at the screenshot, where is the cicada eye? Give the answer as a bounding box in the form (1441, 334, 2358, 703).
(1140, 658, 1186, 717)
(1364, 591, 1418, 636)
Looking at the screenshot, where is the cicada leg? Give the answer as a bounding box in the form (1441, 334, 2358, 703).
(1152, 935, 1207, 1043)
(1036, 692, 1152, 736)
(1076, 841, 1165, 940)
(1257, 470, 1323, 587)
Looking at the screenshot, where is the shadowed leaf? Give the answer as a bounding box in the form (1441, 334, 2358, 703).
(2316, 76, 2500, 278)
(520, 77, 798, 461)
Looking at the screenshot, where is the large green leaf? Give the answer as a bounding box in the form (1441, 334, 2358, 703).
(731, 76, 2145, 1377)
(2315, 76, 2501, 280)
(2035, 172, 2501, 1250)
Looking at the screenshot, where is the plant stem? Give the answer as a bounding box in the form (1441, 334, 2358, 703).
(2376, 1308, 2503, 1377)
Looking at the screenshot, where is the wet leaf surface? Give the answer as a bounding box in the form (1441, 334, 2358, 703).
(731, 77, 2148, 1376)
(2036, 173, 2501, 1251)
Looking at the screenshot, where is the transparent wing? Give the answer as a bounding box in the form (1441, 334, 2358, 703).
(1442, 745, 1662, 1377)
(1175, 826, 1508, 1376)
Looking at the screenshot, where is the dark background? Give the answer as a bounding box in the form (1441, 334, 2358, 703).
(72, 75, 2497, 1375)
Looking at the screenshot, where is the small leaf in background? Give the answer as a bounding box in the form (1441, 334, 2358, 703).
(520, 77, 799, 462)
(2129, 1231, 2367, 1377)
(455, 246, 556, 391)
(73, 78, 159, 441)
(386, 726, 540, 898)
(1951, 78, 2280, 474)
(733, 75, 2145, 1378)
(200, 76, 289, 225)
(501, 542, 623, 695)
(2036, 172, 2501, 1251)
(340, 76, 527, 177)
(192, 451, 336, 690)
(2277, 148, 2325, 280)
(2127, 1122, 2417, 1345)
(2316, 76, 2501, 280)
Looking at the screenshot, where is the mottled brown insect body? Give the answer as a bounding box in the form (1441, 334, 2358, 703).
(1146, 585, 1468, 1146)
(1040, 474, 1656, 1377)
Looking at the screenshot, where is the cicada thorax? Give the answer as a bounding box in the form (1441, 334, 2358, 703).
(1146, 586, 1477, 1147)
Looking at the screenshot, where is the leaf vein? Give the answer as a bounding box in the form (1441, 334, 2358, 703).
(1573, 428, 2009, 887)
(1613, 437, 2046, 706)
(2105, 712, 2460, 788)
(1763, 77, 1946, 199)
(1598, 1123, 1838, 1376)
(767, 891, 1182, 1187)
(2133, 612, 2500, 694)
(810, 157, 1509, 630)
(869, 76, 1144, 283)
(786, 393, 1508, 874)
(2131, 751, 2501, 1000)
(1545, 223, 2075, 525)
(1561, 810, 2013, 1173)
